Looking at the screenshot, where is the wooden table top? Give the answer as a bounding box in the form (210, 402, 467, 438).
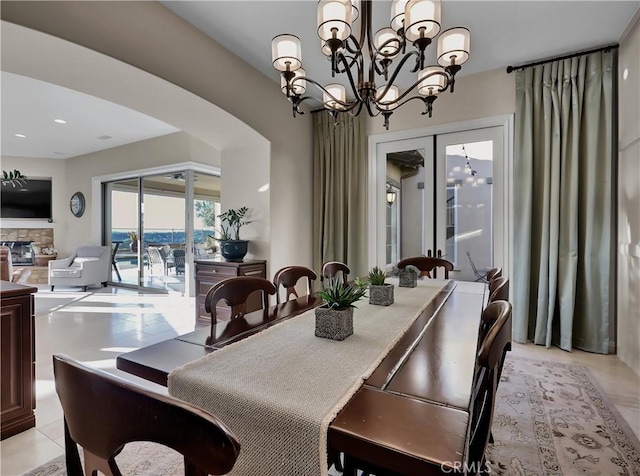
(116, 281, 487, 475)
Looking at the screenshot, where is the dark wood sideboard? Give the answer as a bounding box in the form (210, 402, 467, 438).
(195, 259, 267, 325)
(1, 281, 37, 440)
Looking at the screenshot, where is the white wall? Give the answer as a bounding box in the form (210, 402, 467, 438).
(221, 144, 270, 272)
(617, 15, 640, 376)
(366, 68, 516, 135)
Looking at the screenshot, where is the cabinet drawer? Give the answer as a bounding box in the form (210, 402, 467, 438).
(197, 265, 237, 278)
(239, 265, 267, 277)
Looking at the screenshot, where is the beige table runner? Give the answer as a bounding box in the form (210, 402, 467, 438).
(168, 278, 447, 476)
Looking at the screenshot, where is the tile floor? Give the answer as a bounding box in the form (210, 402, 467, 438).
(1, 285, 638, 476)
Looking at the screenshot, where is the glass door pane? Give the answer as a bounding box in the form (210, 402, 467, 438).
(435, 126, 504, 281)
(106, 178, 140, 287)
(374, 137, 433, 268)
(141, 173, 186, 293)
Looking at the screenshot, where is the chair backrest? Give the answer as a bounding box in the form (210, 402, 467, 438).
(486, 267, 502, 282)
(397, 256, 454, 279)
(147, 246, 165, 274)
(468, 301, 512, 470)
(273, 266, 317, 304)
(205, 276, 276, 332)
(173, 250, 185, 271)
(53, 353, 240, 476)
(466, 251, 479, 274)
(488, 277, 509, 303)
(76, 246, 110, 259)
(322, 261, 350, 284)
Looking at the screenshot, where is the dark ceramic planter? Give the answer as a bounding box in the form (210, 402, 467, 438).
(220, 240, 249, 261)
(369, 283, 394, 306)
(315, 306, 354, 341)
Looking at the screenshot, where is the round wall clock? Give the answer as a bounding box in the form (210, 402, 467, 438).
(70, 191, 86, 218)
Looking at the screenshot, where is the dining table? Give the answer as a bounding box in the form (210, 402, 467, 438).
(116, 278, 488, 475)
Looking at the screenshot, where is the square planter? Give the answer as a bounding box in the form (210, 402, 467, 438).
(369, 283, 394, 306)
(399, 269, 417, 288)
(315, 306, 353, 341)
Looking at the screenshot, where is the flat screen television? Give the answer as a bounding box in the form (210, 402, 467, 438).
(1, 178, 53, 219)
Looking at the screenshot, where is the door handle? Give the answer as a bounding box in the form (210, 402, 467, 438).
(437, 249, 442, 258)
(426, 249, 433, 257)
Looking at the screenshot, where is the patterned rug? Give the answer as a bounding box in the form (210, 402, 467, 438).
(487, 357, 640, 475)
(23, 357, 640, 475)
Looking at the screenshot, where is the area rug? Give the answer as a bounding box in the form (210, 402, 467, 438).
(23, 357, 640, 475)
(486, 357, 640, 475)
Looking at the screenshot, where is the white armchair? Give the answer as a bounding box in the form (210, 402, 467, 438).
(49, 246, 111, 292)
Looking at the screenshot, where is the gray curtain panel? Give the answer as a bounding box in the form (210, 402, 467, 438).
(312, 111, 367, 278)
(513, 50, 614, 353)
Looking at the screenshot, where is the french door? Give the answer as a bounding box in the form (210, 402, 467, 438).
(372, 125, 506, 282)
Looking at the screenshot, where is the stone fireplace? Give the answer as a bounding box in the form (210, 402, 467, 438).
(0, 228, 54, 271)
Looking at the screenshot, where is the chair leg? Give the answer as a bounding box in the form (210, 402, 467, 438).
(51, 286, 55, 292)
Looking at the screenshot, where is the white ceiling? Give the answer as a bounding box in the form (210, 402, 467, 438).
(0, 72, 179, 159)
(1, 1, 637, 161)
(163, 0, 638, 105)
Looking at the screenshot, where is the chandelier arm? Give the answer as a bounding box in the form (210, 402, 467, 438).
(379, 50, 423, 97)
(298, 77, 360, 111)
(334, 53, 365, 102)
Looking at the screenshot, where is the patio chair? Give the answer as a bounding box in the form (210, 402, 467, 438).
(173, 249, 186, 275)
(466, 251, 491, 283)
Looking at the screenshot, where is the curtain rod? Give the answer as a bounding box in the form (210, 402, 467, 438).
(506, 44, 619, 74)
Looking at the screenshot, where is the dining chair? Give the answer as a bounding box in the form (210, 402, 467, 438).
(342, 302, 511, 476)
(397, 256, 454, 279)
(205, 276, 276, 341)
(321, 261, 350, 285)
(468, 301, 512, 472)
(486, 267, 502, 282)
(488, 276, 509, 303)
(273, 266, 317, 304)
(53, 353, 240, 476)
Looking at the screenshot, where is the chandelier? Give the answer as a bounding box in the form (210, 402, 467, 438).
(271, 0, 470, 129)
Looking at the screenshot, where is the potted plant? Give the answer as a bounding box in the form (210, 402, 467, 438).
(368, 266, 394, 306)
(128, 231, 138, 252)
(315, 277, 367, 341)
(215, 207, 252, 261)
(31, 244, 57, 266)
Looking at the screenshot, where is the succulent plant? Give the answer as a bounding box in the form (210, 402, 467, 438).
(368, 266, 387, 286)
(318, 277, 367, 310)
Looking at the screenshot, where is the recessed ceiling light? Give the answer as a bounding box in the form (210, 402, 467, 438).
(54, 119, 67, 124)
(54, 152, 65, 155)
(97, 135, 113, 140)
(14, 133, 26, 138)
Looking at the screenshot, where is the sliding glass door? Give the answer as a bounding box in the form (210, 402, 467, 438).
(104, 170, 220, 296)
